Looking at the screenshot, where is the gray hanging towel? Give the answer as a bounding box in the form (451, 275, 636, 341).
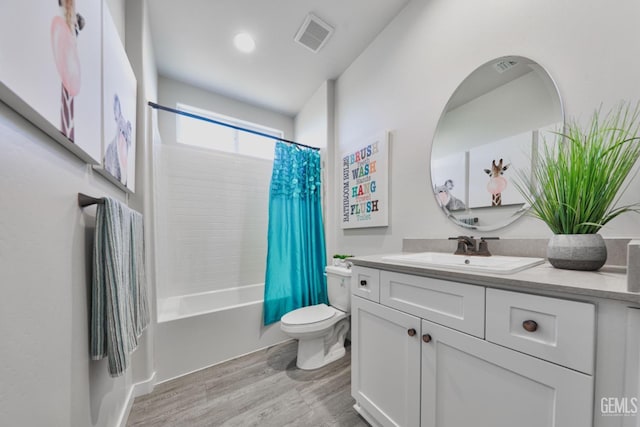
(90, 197, 149, 377)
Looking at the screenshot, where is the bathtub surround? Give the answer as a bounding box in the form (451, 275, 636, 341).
(152, 70, 297, 388)
(264, 142, 328, 325)
(91, 198, 149, 377)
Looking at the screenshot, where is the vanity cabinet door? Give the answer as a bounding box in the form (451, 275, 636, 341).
(351, 296, 421, 427)
(421, 319, 593, 427)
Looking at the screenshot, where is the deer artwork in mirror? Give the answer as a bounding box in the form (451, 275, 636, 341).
(484, 158, 510, 207)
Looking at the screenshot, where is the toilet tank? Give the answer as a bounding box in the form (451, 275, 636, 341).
(325, 265, 352, 313)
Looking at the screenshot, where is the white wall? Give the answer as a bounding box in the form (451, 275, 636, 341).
(295, 81, 332, 149)
(125, 0, 159, 395)
(105, 0, 126, 42)
(331, 0, 640, 256)
(0, 104, 131, 427)
(0, 0, 157, 425)
(157, 76, 295, 145)
(294, 81, 336, 258)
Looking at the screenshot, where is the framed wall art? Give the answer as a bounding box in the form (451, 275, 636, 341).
(0, 0, 103, 163)
(96, 6, 137, 192)
(341, 132, 389, 229)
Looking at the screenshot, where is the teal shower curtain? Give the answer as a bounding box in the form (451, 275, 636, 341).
(263, 142, 328, 325)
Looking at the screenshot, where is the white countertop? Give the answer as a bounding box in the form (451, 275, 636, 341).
(350, 253, 639, 304)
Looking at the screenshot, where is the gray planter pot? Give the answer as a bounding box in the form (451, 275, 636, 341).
(547, 234, 607, 271)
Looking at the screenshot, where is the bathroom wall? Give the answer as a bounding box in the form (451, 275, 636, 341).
(330, 0, 640, 257)
(125, 0, 159, 395)
(0, 0, 157, 426)
(294, 80, 336, 260)
(157, 76, 295, 145)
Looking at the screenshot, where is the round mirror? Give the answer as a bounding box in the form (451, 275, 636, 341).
(430, 55, 564, 231)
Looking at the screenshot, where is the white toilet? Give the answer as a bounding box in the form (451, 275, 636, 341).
(280, 265, 352, 370)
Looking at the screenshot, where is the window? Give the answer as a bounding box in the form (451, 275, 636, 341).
(176, 103, 282, 160)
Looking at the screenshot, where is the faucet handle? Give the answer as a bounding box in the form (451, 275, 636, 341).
(477, 237, 499, 256)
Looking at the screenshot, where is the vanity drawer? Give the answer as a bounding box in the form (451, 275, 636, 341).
(351, 266, 380, 303)
(486, 288, 595, 374)
(380, 271, 485, 338)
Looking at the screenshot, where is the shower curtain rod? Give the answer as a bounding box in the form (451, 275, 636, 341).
(147, 102, 320, 151)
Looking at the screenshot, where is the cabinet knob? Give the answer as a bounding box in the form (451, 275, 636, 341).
(407, 328, 417, 337)
(422, 334, 432, 343)
(360, 280, 367, 287)
(522, 320, 538, 332)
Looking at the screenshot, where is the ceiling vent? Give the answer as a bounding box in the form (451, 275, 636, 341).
(294, 13, 334, 53)
(493, 59, 519, 74)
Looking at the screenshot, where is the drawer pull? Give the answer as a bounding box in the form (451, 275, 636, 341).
(407, 328, 417, 337)
(360, 280, 367, 287)
(422, 334, 432, 343)
(522, 320, 538, 332)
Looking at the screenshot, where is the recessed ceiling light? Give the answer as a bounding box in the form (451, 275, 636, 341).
(234, 33, 255, 53)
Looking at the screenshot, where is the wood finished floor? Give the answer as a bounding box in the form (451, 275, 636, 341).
(127, 340, 369, 426)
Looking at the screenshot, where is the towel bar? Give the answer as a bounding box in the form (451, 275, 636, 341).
(78, 193, 105, 207)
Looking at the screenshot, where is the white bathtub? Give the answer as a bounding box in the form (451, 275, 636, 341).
(158, 284, 265, 323)
(155, 284, 289, 382)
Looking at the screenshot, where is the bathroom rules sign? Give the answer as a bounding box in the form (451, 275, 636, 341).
(341, 132, 389, 229)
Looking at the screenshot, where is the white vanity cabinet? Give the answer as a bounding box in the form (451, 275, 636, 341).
(351, 265, 596, 427)
(421, 318, 592, 427)
(351, 296, 421, 427)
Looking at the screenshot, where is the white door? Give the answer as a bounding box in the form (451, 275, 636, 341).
(421, 319, 593, 427)
(351, 296, 421, 427)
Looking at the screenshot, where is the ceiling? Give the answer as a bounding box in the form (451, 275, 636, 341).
(147, 0, 410, 117)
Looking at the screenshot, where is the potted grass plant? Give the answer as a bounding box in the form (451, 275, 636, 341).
(516, 102, 640, 270)
(332, 254, 354, 267)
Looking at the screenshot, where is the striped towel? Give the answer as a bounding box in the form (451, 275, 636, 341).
(90, 198, 149, 377)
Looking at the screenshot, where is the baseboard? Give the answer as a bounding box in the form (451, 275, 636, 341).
(117, 386, 135, 427)
(117, 371, 157, 427)
(156, 339, 292, 385)
(133, 370, 157, 397)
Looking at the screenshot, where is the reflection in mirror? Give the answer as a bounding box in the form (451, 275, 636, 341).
(431, 56, 564, 231)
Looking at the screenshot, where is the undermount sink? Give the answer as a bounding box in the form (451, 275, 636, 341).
(381, 252, 545, 275)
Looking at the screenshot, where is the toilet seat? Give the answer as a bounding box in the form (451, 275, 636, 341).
(280, 304, 346, 336)
(281, 303, 335, 325)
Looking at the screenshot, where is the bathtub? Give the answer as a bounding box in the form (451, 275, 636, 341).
(155, 284, 290, 382)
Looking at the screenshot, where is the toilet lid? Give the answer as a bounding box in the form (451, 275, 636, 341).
(281, 304, 335, 325)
